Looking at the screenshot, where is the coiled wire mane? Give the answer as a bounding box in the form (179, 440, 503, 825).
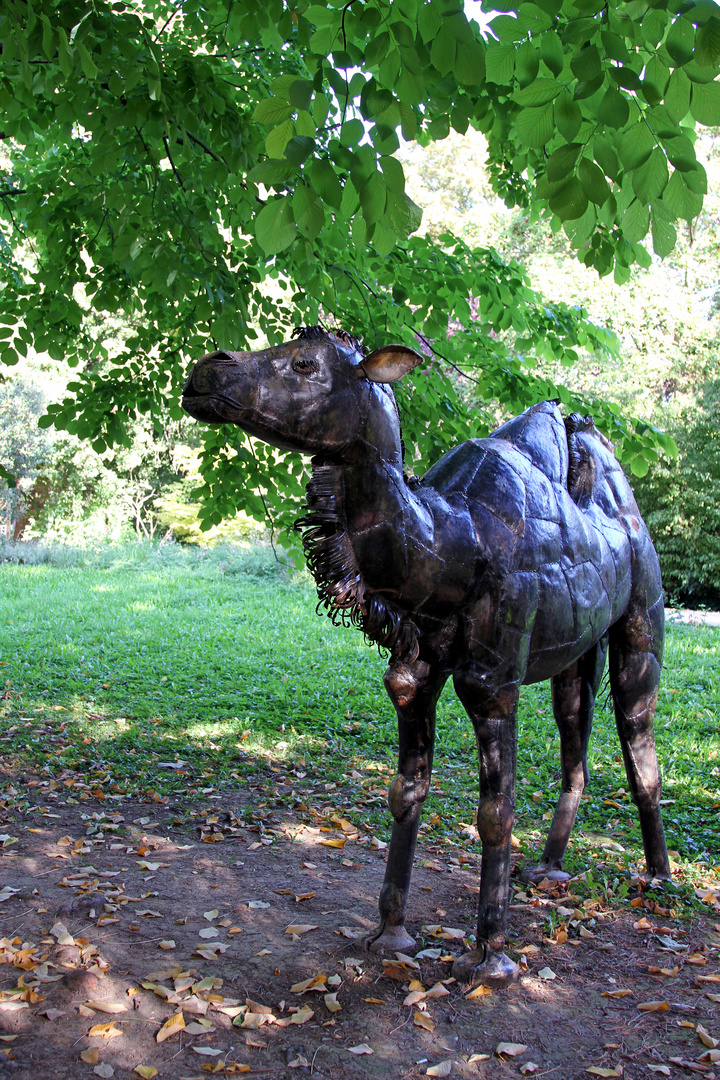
(292, 325, 419, 665)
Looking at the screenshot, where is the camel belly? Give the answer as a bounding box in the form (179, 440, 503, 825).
(459, 483, 632, 687)
(516, 496, 632, 683)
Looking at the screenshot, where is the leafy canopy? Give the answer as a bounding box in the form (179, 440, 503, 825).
(2, 0, 716, 531)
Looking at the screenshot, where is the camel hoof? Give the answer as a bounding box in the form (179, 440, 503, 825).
(452, 948, 520, 988)
(365, 923, 416, 954)
(520, 866, 572, 884)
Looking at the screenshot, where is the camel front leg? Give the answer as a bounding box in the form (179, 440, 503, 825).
(366, 659, 446, 954)
(451, 675, 521, 987)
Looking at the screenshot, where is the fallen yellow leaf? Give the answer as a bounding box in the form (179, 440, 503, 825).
(348, 1044, 373, 1055)
(285, 924, 318, 936)
(133, 1068, 158, 1080)
(88, 1022, 123, 1040)
(586, 1068, 623, 1078)
(637, 1001, 669, 1012)
(156, 1011, 185, 1043)
(496, 1043, 528, 1057)
(80, 1049, 99, 1064)
(84, 1002, 126, 1014)
(290, 974, 327, 994)
(601, 990, 632, 999)
(289, 1006, 314, 1025)
(465, 984, 492, 1000)
(324, 993, 341, 1013)
(426, 1061, 452, 1077)
(698, 1024, 719, 1050)
(414, 1011, 435, 1031)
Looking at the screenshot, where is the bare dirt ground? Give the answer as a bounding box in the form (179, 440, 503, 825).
(1, 779, 719, 1080)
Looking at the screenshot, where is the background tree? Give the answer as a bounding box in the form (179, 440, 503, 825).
(1, 0, 719, 535)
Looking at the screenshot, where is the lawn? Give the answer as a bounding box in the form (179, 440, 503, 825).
(1, 542, 719, 886)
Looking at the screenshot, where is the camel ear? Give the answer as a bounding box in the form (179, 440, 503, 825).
(359, 344, 424, 383)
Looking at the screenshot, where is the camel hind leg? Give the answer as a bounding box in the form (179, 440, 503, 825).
(609, 590, 671, 880)
(522, 638, 607, 883)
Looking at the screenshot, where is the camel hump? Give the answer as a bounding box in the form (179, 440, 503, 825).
(490, 401, 569, 486)
(563, 412, 634, 512)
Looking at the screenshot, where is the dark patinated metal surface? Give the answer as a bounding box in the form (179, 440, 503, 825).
(183, 326, 671, 987)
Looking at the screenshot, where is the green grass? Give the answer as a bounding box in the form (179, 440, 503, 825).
(1, 543, 719, 896)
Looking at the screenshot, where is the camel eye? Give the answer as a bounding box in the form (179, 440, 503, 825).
(291, 356, 319, 375)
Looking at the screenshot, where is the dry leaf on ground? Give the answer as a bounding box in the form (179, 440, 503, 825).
(426, 1061, 452, 1077)
(156, 1011, 185, 1042)
(496, 1043, 528, 1057)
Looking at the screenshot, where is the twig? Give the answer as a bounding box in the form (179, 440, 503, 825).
(184, 129, 229, 169)
(163, 135, 185, 190)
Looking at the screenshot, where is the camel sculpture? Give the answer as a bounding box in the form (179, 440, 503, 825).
(182, 325, 670, 987)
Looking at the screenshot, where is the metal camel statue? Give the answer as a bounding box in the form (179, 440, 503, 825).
(182, 326, 670, 987)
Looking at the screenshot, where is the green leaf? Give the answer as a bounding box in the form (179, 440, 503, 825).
(663, 134, 697, 173)
(76, 42, 98, 80)
(249, 159, 298, 185)
(513, 78, 559, 107)
(359, 169, 387, 226)
(313, 92, 330, 128)
(380, 155, 405, 194)
(695, 14, 720, 67)
(641, 8, 667, 49)
(690, 79, 720, 125)
(340, 119, 365, 147)
(621, 199, 650, 243)
(431, 23, 456, 75)
(555, 92, 582, 141)
(663, 169, 704, 221)
(418, 2, 443, 44)
(641, 55, 670, 106)
(485, 42, 515, 84)
(570, 43, 601, 81)
(593, 136, 620, 181)
(284, 135, 315, 165)
(304, 5, 336, 26)
(254, 197, 297, 255)
(597, 87, 629, 128)
(306, 158, 342, 208)
(515, 102, 555, 148)
(265, 119, 296, 159)
(546, 142, 582, 182)
(540, 30, 564, 75)
(665, 15, 695, 65)
(292, 185, 325, 240)
(254, 97, 294, 126)
(665, 69, 691, 124)
(455, 39, 486, 86)
(616, 123, 655, 171)
(629, 455, 649, 478)
(491, 13, 530, 43)
(631, 147, 668, 201)
(288, 79, 314, 110)
(651, 214, 676, 258)
(39, 14, 55, 60)
(579, 158, 611, 205)
(548, 176, 588, 221)
(386, 190, 423, 238)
